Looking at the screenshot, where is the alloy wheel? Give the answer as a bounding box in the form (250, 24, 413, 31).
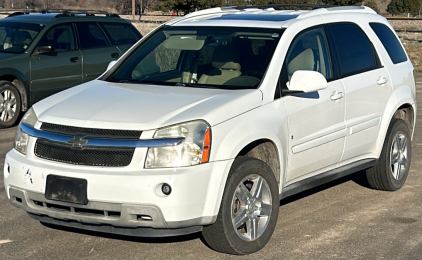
(0, 89, 17, 123)
(390, 131, 408, 180)
(231, 174, 272, 241)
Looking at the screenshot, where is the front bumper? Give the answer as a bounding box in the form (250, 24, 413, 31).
(27, 213, 203, 238)
(4, 148, 233, 233)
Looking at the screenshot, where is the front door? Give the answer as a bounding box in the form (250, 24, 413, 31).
(281, 27, 346, 183)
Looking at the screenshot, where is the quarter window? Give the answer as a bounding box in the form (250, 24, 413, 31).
(329, 23, 379, 77)
(76, 22, 109, 49)
(370, 23, 407, 64)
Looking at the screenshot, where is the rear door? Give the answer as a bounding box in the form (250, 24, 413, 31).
(75, 22, 121, 82)
(326, 23, 394, 163)
(30, 23, 82, 102)
(99, 22, 142, 54)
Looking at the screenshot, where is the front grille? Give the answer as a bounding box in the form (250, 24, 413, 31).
(41, 123, 142, 139)
(34, 139, 134, 167)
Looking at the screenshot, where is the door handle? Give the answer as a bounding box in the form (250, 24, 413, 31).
(330, 91, 344, 101)
(70, 57, 79, 63)
(111, 53, 119, 58)
(377, 77, 388, 85)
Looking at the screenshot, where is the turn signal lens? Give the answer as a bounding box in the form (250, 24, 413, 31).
(201, 128, 211, 163)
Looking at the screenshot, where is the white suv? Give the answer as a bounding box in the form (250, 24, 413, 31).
(3, 5, 416, 255)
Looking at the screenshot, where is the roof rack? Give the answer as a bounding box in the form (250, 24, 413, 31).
(7, 11, 31, 17)
(50, 9, 120, 17)
(221, 4, 337, 11)
(7, 9, 120, 18)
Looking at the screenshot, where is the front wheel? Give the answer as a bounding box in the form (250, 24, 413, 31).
(202, 157, 279, 255)
(366, 118, 412, 191)
(0, 80, 21, 128)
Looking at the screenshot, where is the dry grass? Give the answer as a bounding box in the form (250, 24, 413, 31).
(133, 22, 163, 36)
(396, 32, 422, 74)
(121, 15, 177, 22)
(403, 42, 422, 74)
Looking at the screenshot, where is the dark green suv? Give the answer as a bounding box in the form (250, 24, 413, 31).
(0, 10, 142, 127)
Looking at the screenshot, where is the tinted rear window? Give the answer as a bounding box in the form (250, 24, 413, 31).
(99, 23, 141, 45)
(370, 23, 407, 64)
(329, 23, 378, 77)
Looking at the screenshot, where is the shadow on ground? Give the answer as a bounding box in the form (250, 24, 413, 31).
(39, 169, 373, 247)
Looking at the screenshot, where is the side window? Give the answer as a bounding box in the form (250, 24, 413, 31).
(75, 22, 109, 49)
(370, 23, 407, 64)
(38, 24, 76, 52)
(278, 27, 332, 95)
(329, 23, 379, 77)
(99, 23, 141, 45)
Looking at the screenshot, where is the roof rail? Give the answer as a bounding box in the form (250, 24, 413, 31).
(6, 9, 120, 18)
(221, 4, 336, 11)
(7, 11, 30, 17)
(50, 9, 120, 17)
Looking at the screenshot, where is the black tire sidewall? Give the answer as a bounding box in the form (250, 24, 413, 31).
(220, 157, 279, 254)
(0, 81, 21, 128)
(382, 119, 412, 190)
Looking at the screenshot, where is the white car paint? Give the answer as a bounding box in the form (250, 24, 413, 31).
(3, 6, 416, 232)
(33, 80, 262, 130)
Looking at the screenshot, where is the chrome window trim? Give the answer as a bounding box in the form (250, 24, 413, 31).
(20, 123, 184, 148)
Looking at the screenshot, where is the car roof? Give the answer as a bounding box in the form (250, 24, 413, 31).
(0, 12, 129, 25)
(166, 5, 379, 29)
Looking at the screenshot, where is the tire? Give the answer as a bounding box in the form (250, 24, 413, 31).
(202, 157, 279, 255)
(366, 118, 412, 191)
(0, 80, 21, 128)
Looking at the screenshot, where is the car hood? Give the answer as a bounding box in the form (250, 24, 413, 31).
(33, 80, 263, 130)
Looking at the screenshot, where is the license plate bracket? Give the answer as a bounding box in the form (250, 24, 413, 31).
(45, 175, 88, 205)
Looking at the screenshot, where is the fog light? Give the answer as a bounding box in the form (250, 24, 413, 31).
(161, 183, 172, 195)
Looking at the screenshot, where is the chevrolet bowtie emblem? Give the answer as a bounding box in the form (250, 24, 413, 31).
(67, 136, 88, 147)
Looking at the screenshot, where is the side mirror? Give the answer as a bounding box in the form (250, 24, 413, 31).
(34, 45, 54, 55)
(107, 60, 117, 71)
(286, 70, 327, 93)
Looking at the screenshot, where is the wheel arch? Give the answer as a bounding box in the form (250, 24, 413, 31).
(0, 69, 30, 112)
(392, 104, 415, 137)
(237, 139, 281, 186)
(375, 85, 416, 158)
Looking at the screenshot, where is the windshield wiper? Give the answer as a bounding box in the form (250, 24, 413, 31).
(118, 76, 149, 84)
(175, 82, 202, 88)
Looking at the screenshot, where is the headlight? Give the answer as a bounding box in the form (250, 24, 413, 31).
(21, 107, 38, 126)
(145, 120, 211, 168)
(14, 107, 38, 155)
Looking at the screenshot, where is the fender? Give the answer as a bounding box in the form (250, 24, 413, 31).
(0, 68, 30, 111)
(374, 84, 416, 158)
(209, 101, 289, 215)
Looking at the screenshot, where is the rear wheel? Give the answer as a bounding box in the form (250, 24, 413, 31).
(366, 119, 411, 191)
(202, 157, 279, 255)
(0, 80, 21, 128)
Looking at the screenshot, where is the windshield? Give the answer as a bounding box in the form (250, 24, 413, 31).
(106, 26, 283, 89)
(0, 22, 44, 54)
